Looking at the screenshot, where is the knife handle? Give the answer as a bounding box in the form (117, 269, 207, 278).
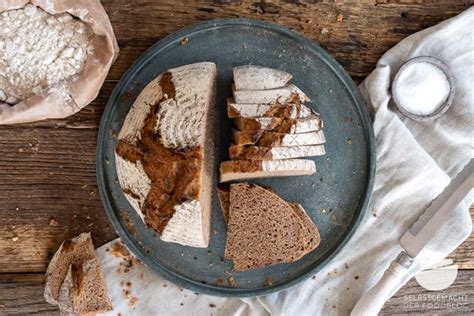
(351, 252, 414, 316)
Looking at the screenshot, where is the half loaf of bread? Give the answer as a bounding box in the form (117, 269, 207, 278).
(115, 62, 217, 248)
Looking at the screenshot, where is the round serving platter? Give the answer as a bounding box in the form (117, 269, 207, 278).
(97, 19, 375, 297)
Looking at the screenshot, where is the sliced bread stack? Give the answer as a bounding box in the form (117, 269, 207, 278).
(220, 65, 326, 182)
(44, 233, 112, 315)
(219, 183, 320, 271)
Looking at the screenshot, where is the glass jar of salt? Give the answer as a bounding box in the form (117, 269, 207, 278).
(392, 56, 454, 121)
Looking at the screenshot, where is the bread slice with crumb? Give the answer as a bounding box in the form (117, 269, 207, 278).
(225, 183, 313, 271)
(229, 144, 326, 160)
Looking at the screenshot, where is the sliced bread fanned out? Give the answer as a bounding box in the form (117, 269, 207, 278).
(233, 65, 292, 90)
(219, 159, 316, 182)
(227, 99, 312, 119)
(232, 84, 310, 104)
(225, 183, 307, 271)
(115, 62, 217, 248)
(234, 114, 322, 133)
(233, 129, 326, 147)
(229, 144, 326, 160)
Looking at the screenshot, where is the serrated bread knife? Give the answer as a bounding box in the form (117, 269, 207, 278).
(351, 159, 474, 316)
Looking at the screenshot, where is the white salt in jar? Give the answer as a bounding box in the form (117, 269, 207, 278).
(391, 56, 455, 121)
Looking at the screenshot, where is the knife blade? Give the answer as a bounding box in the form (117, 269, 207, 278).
(351, 159, 474, 316)
(400, 159, 474, 257)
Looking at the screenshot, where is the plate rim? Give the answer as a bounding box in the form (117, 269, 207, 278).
(96, 18, 376, 297)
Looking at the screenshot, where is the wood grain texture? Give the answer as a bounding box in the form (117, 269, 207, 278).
(0, 0, 472, 314)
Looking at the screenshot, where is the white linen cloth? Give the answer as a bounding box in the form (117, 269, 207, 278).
(98, 8, 473, 316)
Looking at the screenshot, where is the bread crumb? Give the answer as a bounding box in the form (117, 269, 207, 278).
(266, 277, 273, 286)
(346, 138, 353, 144)
(126, 281, 132, 288)
(49, 218, 59, 226)
(228, 277, 236, 287)
(12, 237, 19, 242)
(0, 304, 5, 308)
(216, 278, 225, 286)
(337, 13, 344, 22)
(180, 303, 184, 306)
(209, 304, 216, 308)
(180, 37, 189, 45)
(321, 28, 329, 35)
(355, 275, 359, 280)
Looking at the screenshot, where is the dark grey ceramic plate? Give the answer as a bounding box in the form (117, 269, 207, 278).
(97, 19, 375, 297)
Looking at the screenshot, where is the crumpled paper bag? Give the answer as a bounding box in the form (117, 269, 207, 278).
(0, 0, 119, 124)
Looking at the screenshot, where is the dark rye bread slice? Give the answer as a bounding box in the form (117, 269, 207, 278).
(218, 184, 320, 253)
(227, 98, 312, 119)
(219, 159, 316, 182)
(229, 144, 326, 160)
(234, 114, 322, 134)
(233, 129, 326, 147)
(59, 258, 112, 314)
(44, 233, 96, 306)
(225, 183, 308, 271)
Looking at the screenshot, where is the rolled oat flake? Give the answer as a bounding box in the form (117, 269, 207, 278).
(0, 4, 93, 104)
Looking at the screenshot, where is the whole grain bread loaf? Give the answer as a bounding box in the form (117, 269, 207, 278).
(115, 62, 217, 248)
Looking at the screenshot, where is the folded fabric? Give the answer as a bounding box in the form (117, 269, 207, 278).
(97, 7, 473, 316)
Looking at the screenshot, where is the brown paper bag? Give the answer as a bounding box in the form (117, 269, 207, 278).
(0, 0, 119, 124)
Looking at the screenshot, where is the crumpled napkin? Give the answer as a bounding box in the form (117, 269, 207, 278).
(97, 7, 473, 316)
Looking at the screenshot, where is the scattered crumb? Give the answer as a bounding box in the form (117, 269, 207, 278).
(213, 230, 219, 235)
(117, 313, 121, 316)
(355, 275, 359, 280)
(337, 13, 344, 22)
(48, 217, 59, 226)
(266, 277, 273, 286)
(216, 278, 225, 286)
(180, 303, 184, 306)
(180, 37, 189, 45)
(162, 284, 167, 287)
(123, 290, 138, 306)
(346, 138, 353, 144)
(12, 237, 19, 242)
(209, 304, 216, 308)
(120, 281, 124, 286)
(228, 277, 236, 287)
(345, 263, 349, 269)
(321, 27, 329, 35)
(346, 287, 350, 291)
(18, 148, 24, 153)
(373, 213, 377, 217)
(110, 242, 131, 258)
(140, 273, 144, 280)
(126, 281, 132, 288)
(194, 292, 200, 295)
(312, 275, 316, 280)
(15, 207, 19, 211)
(333, 305, 336, 309)
(180, 288, 184, 292)
(0, 304, 5, 308)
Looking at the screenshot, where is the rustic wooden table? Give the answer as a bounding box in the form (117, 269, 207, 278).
(0, 1, 472, 315)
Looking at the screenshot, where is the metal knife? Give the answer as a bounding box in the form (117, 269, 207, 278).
(351, 159, 474, 316)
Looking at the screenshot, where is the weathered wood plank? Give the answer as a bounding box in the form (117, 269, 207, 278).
(100, 0, 470, 80)
(0, 128, 117, 273)
(0, 270, 472, 315)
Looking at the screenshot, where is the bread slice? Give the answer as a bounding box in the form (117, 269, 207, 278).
(44, 233, 96, 306)
(219, 159, 316, 182)
(229, 144, 326, 160)
(233, 65, 292, 90)
(225, 183, 307, 271)
(58, 259, 112, 315)
(219, 184, 320, 253)
(227, 99, 312, 119)
(289, 204, 320, 253)
(232, 84, 310, 104)
(115, 62, 217, 248)
(234, 115, 322, 133)
(233, 129, 326, 147)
